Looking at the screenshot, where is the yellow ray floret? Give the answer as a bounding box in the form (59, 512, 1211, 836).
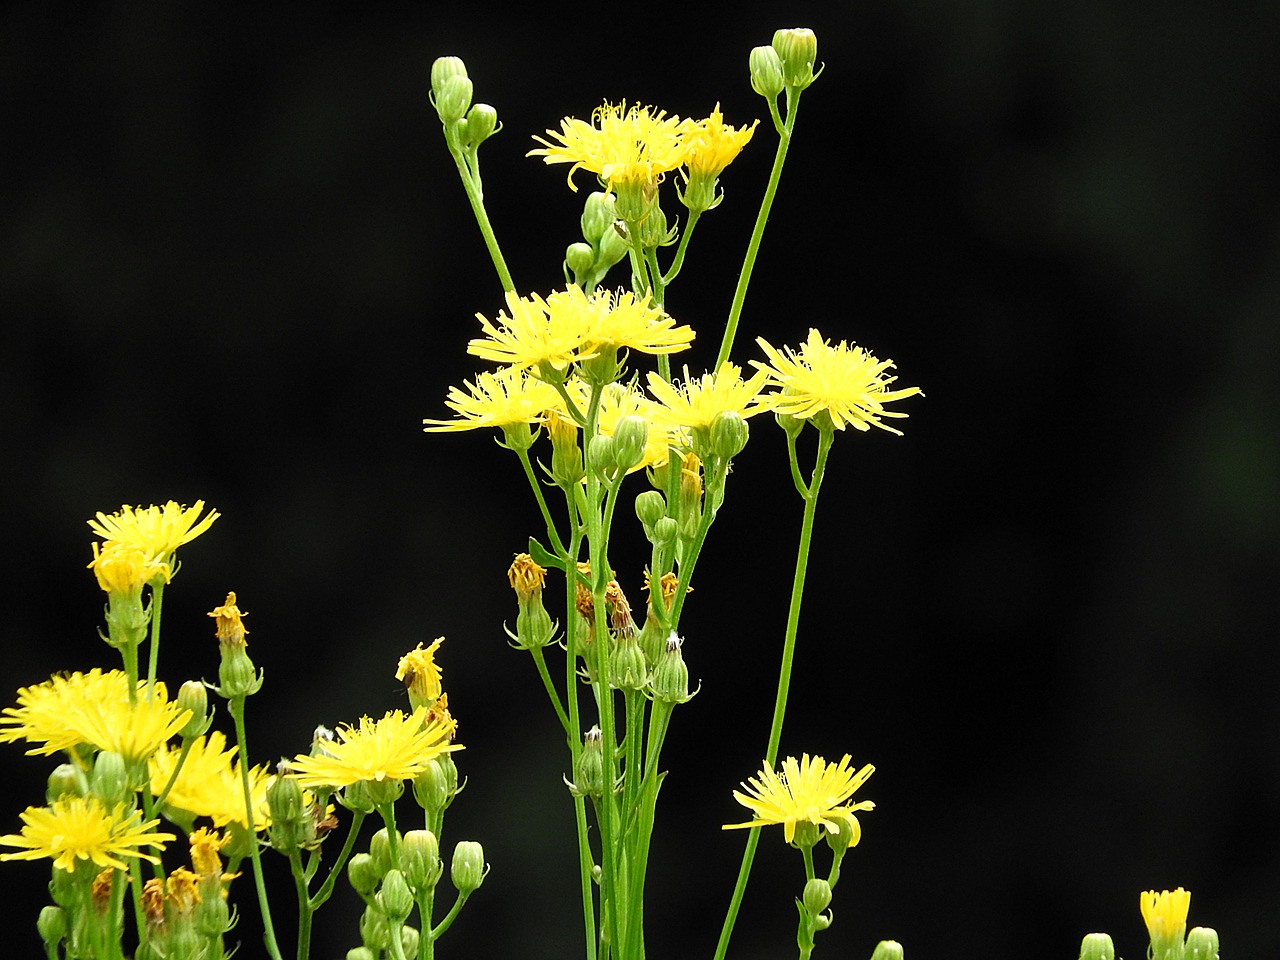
(645, 362, 772, 432)
(1141, 888, 1191, 942)
(88, 501, 219, 560)
(150, 731, 273, 830)
(423, 368, 562, 433)
(681, 105, 758, 180)
(289, 706, 461, 789)
(0, 795, 175, 872)
(530, 101, 690, 192)
(723, 753, 875, 845)
(754, 328, 922, 434)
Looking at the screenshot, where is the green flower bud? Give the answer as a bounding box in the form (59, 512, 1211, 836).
(347, 853, 382, 897)
(638, 204, 672, 249)
(176, 680, 210, 738)
(652, 517, 679, 546)
(430, 56, 467, 93)
(211, 593, 262, 699)
(450, 840, 487, 895)
(651, 634, 692, 703)
(607, 636, 648, 690)
(47, 763, 85, 802)
(377, 869, 414, 923)
(267, 774, 307, 854)
(581, 192, 617, 245)
(774, 404, 806, 441)
(635, 490, 666, 531)
(749, 45, 785, 99)
(347, 949, 377, 960)
(1185, 927, 1219, 960)
(412, 755, 457, 819)
(596, 219, 630, 272)
(342, 778, 378, 814)
(368, 828, 397, 878)
(463, 103, 498, 147)
(400, 926, 420, 957)
(825, 812, 857, 854)
(548, 412, 585, 487)
(869, 941, 905, 960)
(359, 904, 392, 951)
(566, 242, 596, 282)
(432, 67, 473, 124)
(400, 830, 443, 895)
(194, 889, 232, 937)
(611, 415, 649, 472)
(90, 751, 129, 807)
(711, 411, 750, 460)
(802, 878, 832, 916)
(37, 905, 67, 948)
(772, 27, 820, 90)
(49, 864, 77, 908)
(587, 434, 616, 479)
(1078, 933, 1115, 960)
(574, 726, 605, 798)
(789, 820, 821, 850)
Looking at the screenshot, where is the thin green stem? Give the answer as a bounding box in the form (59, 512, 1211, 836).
(563, 517, 597, 960)
(229, 697, 286, 960)
(308, 810, 367, 910)
(714, 94, 802, 371)
(418, 887, 438, 960)
(146, 580, 165, 689)
(529, 645, 571, 738)
(661, 210, 702, 287)
(289, 850, 314, 960)
(429, 890, 468, 942)
(449, 151, 514, 293)
(515, 446, 567, 558)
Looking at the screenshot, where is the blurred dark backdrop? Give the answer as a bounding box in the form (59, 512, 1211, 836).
(3, 2, 1278, 958)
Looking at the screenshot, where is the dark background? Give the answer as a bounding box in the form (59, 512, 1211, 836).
(3, 2, 1278, 958)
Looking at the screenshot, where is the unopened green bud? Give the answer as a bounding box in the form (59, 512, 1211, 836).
(377, 869, 414, 923)
(651, 634, 691, 703)
(359, 904, 392, 950)
(430, 57, 472, 123)
(37, 905, 67, 947)
(635, 490, 666, 530)
(47, 763, 85, 802)
(342, 778, 378, 814)
(401, 830, 443, 894)
(581, 192, 617, 244)
(824, 812, 857, 853)
(90, 751, 129, 807)
(711, 411, 750, 460)
(749, 45, 785, 99)
(347, 853, 381, 897)
(789, 820, 821, 850)
(566, 242, 595, 281)
(772, 27, 820, 90)
(638, 204, 671, 249)
(652, 517, 679, 545)
(1078, 932, 1114, 960)
(400, 926, 420, 957)
(347, 949, 377, 960)
(607, 636, 648, 690)
(464, 103, 498, 147)
(430, 56, 467, 92)
(1185, 927, 1219, 960)
(547, 412, 584, 487)
(368, 828, 397, 878)
(450, 840, 487, 895)
(775, 404, 805, 441)
(574, 726, 605, 798)
(597, 220, 630, 271)
(177, 681, 210, 738)
(268, 772, 305, 824)
(412, 755, 456, 818)
(587, 434, 616, 479)
(802, 878, 832, 916)
(869, 941, 905, 960)
(612, 415, 649, 472)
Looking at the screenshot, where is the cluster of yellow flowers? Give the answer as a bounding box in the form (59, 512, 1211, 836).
(86, 500, 220, 595)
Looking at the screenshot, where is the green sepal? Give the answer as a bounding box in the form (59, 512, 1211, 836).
(526, 537, 565, 572)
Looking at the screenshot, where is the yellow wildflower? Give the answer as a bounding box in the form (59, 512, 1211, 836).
(0, 796, 175, 872)
(530, 101, 690, 193)
(188, 827, 229, 876)
(754, 328, 922, 434)
(150, 731, 272, 830)
(579, 287, 693, 357)
(722, 754, 875, 845)
(508, 554, 548, 601)
(88, 501, 219, 563)
(1141, 888, 1191, 945)
(289, 707, 461, 790)
(681, 105, 757, 180)
(645, 362, 771, 432)
(468, 289, 589, 374)
(423, 368, 562, 433)
(396, 639, 445, 706)
(88, 542, 171, 594)
(208, 592, 248, 648)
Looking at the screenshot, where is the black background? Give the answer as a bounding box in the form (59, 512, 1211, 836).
(4, 2, 1278, 958)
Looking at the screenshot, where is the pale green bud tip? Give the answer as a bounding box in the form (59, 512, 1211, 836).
(802, 878, 832, 916)
(47, 763, 84, 803)
(566, 242, 595, 278)
(869, 940, 904, 960)
(612, 415, 650, 471)
(711, 411, 750, 460)
(1185, 927, 1220, 960)
(347, 949, 377, 960)
(177, 681, 209, 737)
(581, 192, 617, 243)
(90, 751, 129, 807)
(37, 906, 67, 945)
(377, 869, 415, 922)
(401, 830, 443, 894)
(434, 74, 473, 124)
(772, 27, 819, 88)
(347, 853, 381, 896)
(451, 840, 487, 894)
(1078, 932, 1115, 960)
(635, 490, 666, 528)
(465, 103, 498, 145)
(749, 45, 785, 99)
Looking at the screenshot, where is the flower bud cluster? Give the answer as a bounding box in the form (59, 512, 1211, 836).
(430, 57, 500, 157)
(566, 192, 630, 289)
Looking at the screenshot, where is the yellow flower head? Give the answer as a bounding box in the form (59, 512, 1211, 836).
(166, 866, 202, 912)
(645, 362, 771, 433)
(579, 287, 694, 357)
(722, 753, 875, 845)
(0, 795, 175, 872)
(188, 827, 229, 876)
(150, 730, 272, 830)
(508, 553, 548, 601)
(754, 329, 922, 434)
(530, 101, 690, 193)
(396, 639, 445, 707)
(88, 501, 219, 563)
(681, 105, 758, 181)
(208, 593, 248, 649)
(469, 289, 591, 374)
(1141, 888, 1191, 944)
(88, 542, 171, 595)
(0, 669, 190, 765)
(289, 706, 461, 790)
(423, 368, 562, 433)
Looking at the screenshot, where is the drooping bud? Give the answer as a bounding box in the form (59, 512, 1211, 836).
(450, 841, 487, 895)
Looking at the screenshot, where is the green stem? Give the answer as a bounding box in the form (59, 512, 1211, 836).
(714, 94, 802, 371)
(418, 887, 438, 960)
(661, 210, 701, 287)
(289, 850, 314, 960)
(146, 580, 165, 689)
(516, 446, 567, 558)
(229, 697, 286, 960)
(308, 810, 366, 910)
(449, 151, 514, 293)
(429, 890, 469, 942)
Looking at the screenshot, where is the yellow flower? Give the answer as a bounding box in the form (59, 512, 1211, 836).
(88, 542, 171, 594)
(188, 827, 229, 876)
(754, 329, 922, 434)
(591, 381, 674, 471)
(208, 592, 249, 649)
(0, 669, 190, 764)
(645, 362, 771, 432)
(150, 731, 272, 830)
(0, 796, 175, 872)
(468, 289, 591, 374)
(1141, 888, 1191, 944)
(423, 368, 562, 433)
(530, 101, 690, 193)
(289, 707, 461, 790)
(681, 105, 758, 181)
(88, 501, 219, 563)
(722, 754, 875, 845)
(579, 287, 694, 357)
(396, 639, 445, 706)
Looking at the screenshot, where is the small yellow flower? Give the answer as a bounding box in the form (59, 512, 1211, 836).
(88, 542, 171, 594)
(0, 796, 175, 872)
(1141, 888, 1191, 944)
(722, 754, 875, 845)
(208, 593, 249, 648)
(530, 101, 690, 193)
(468, 289, 590, 373)
(188, 827, 229, 876)
(681, 105, 758, 181)
(0, 669, 190, 764)
(88, 501, 219, 563)
(508, 554, 548, 601)
(150, 731, 272, 830)
(645, 362, 771, 432)
(396, 639, 445, 705)
(579, 287, 693, 357)
(166, 866, 203, 912)
(289, 707, 461, 790)
(423, 368, 562, 433)
(754, 329, 922, 434)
